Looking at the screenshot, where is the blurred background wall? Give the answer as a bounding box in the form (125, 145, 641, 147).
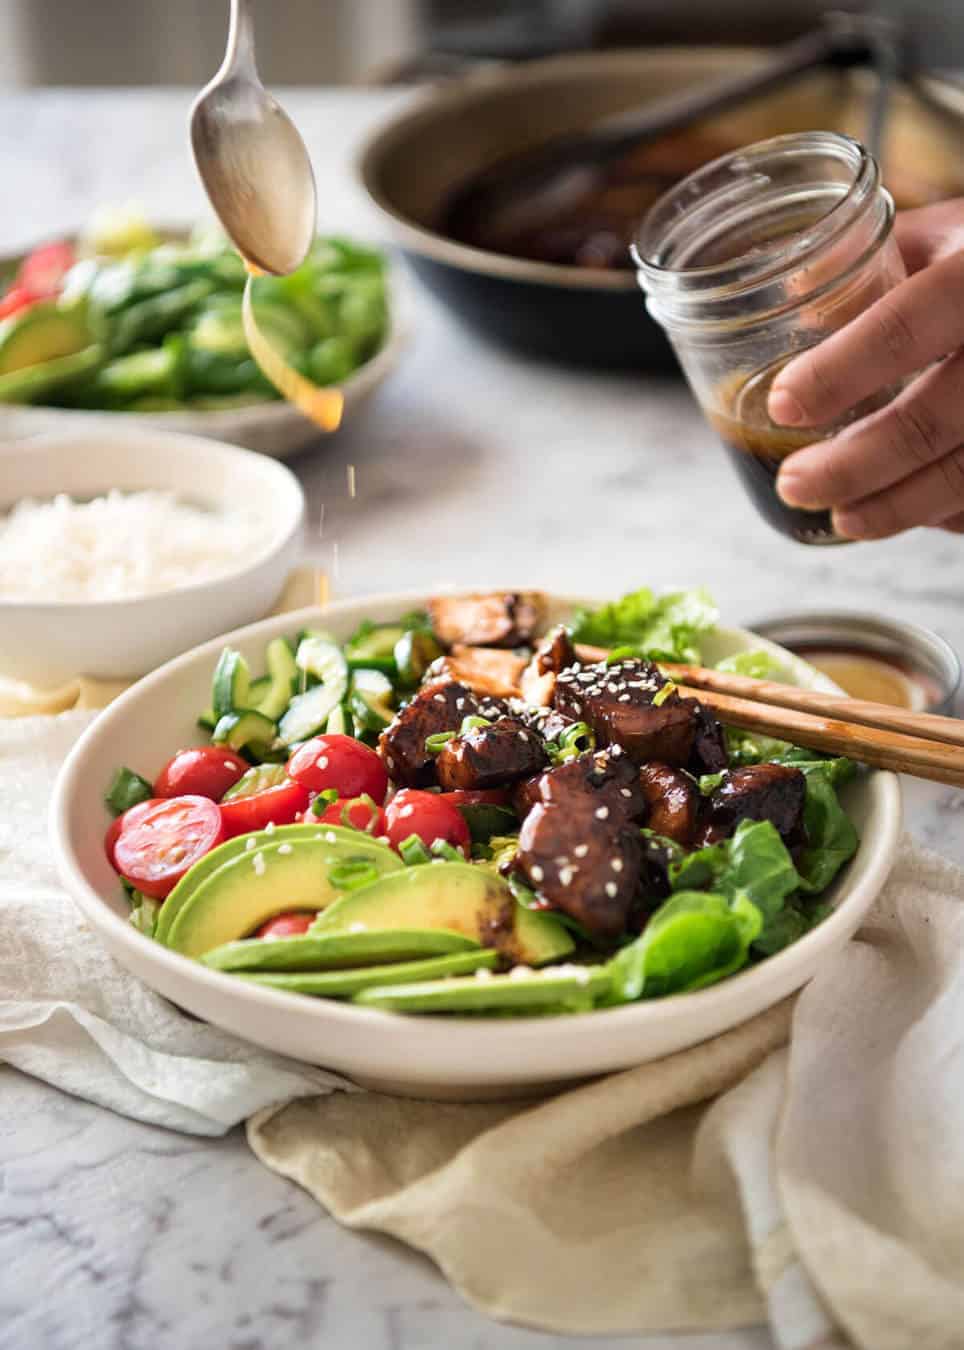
(0, 0, 960, 89)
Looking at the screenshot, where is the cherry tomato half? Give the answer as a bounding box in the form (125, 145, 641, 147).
(0, 285, 36, 320)
(104, 797, 163, 867)
(312, 795, 387, 836)
(219, 778, 310, 839)
(383, 789, 471, 857)
(113, 796, 226, 899)
(18, 241, 75, 298)
(154, 745, 247, 801)
(288, 734, 388, 804)
(256, 912, 317, 940)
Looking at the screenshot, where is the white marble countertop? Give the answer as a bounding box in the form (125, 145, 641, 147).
(1, 87, 962, 1350)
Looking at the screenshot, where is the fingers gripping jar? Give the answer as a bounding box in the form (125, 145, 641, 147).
(633, 132, 907, 545)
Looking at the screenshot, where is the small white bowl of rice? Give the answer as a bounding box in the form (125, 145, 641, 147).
(0, 428, 304, 685)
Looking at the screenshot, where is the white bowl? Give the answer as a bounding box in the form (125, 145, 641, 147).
(0, 316, 407, 460)
(0, 428, 304, 685)
(50, 591, 902, 1100)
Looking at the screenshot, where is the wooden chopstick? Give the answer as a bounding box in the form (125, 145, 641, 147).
(673, 682, 964, 787)
(661, 662, 964, 749)
(570, 642, 964, 785)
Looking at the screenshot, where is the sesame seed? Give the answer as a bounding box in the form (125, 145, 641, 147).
(573, 844, 589, 858)
(456, 698, 466, 710)
(376, 835, 390, 845)
(559, 866, 574, 886)
(573, 968, 591, 986)
(620, 787, 633, 797)
(474, 967, 494, 981)
(253, 853, 266, 876)
(571, 662, 582, 673)
(604, 881, 618, 898)
(530, 864, 545, 882)
(611, 857, 624, 872)
(554, 855, 569, 866)
(325, 831, 338, 843)
(618, 694, 631, 702)
(265, 821, 276, 834)
(277, 843, 293, 855)
(433, 693, 447, 704)
(245, 837, 257, 851)
(398, 804, 415, 818)
(509, 965, 535, 980)
(348, 922, 367, 933)
(595, 805, 609, 820)
(318, 756, 329, 769)
(517, 729, 529, 741)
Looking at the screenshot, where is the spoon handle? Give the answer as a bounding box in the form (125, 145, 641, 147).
(225, 0, 257, 75)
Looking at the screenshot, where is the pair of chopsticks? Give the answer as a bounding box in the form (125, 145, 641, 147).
(573, 644, 964, 787)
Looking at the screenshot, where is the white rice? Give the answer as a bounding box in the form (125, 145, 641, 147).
(0, 490, 271, 602)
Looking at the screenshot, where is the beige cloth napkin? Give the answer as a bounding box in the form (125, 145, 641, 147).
(248, 841, 964, 1348)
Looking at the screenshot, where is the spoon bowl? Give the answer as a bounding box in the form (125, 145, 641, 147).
(190, 0, 316, 276)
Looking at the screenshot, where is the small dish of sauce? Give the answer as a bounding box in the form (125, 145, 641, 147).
(751, 613, 961, 715)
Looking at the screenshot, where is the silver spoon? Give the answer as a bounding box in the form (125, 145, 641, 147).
(190, 0, 316, 275)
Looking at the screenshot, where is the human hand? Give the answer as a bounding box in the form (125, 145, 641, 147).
(769, 199, 964, 538)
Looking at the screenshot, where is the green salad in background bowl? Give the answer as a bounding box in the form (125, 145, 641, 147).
(0, 209, 407, 458)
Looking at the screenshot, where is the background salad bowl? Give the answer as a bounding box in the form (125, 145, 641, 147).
(50, 591, 902, 1100)
(0, 224, 409, 459)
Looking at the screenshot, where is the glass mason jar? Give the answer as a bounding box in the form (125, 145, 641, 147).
(633, 132, 907, 545)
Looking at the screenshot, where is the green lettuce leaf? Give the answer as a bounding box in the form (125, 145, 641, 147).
(796, 769, 859, 893)
(669, 819, 799, 921)
(715, 649, 784, 679)
(606, 889, 762, 1002)
(570, 586, 718, 664)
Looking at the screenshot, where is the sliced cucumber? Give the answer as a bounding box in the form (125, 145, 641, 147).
(278, 637, 349, 746)
(344, 623, 406, 675)
(394, 629, 444, 686)
(212, 709, 277, 755)
(212, 647, 251, 718)
(248, 676, 271, 704)
(325, 704, 355, 737)
(220, 762, 288, 801)
(350, 667, 395, 734)
(254, 637, 298, 720)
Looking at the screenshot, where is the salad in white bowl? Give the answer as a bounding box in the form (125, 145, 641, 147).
(98, 585, 872, 1016)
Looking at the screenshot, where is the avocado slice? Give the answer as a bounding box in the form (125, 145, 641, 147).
(314, 862, 575, 966)
(163, 835, 403, 959)
(154, 822, 400, 945)
(354, 964, 611, 1015)
(201, 927, 478, 973)
(0, 344, 103, 404)
(235, 948, 498, 997)
(0, 301, 92, 374)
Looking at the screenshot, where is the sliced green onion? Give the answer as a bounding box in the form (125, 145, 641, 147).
(606, 646, 637, 665)
(460, 715, 492, 734)
(547, 720, 595, 764)
(327, 860, 380, 892)
(652, 681, 676, 707)
(430, 839, 464, 863)
(104, 766, 154, 816)
(342, 793, 380, 833)
(425, 730, 456, 754)
(399, 835, 431, 866)
(310, 788, 340, 816)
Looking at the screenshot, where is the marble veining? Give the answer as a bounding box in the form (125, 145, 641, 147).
(1, 87, 962, 1350)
